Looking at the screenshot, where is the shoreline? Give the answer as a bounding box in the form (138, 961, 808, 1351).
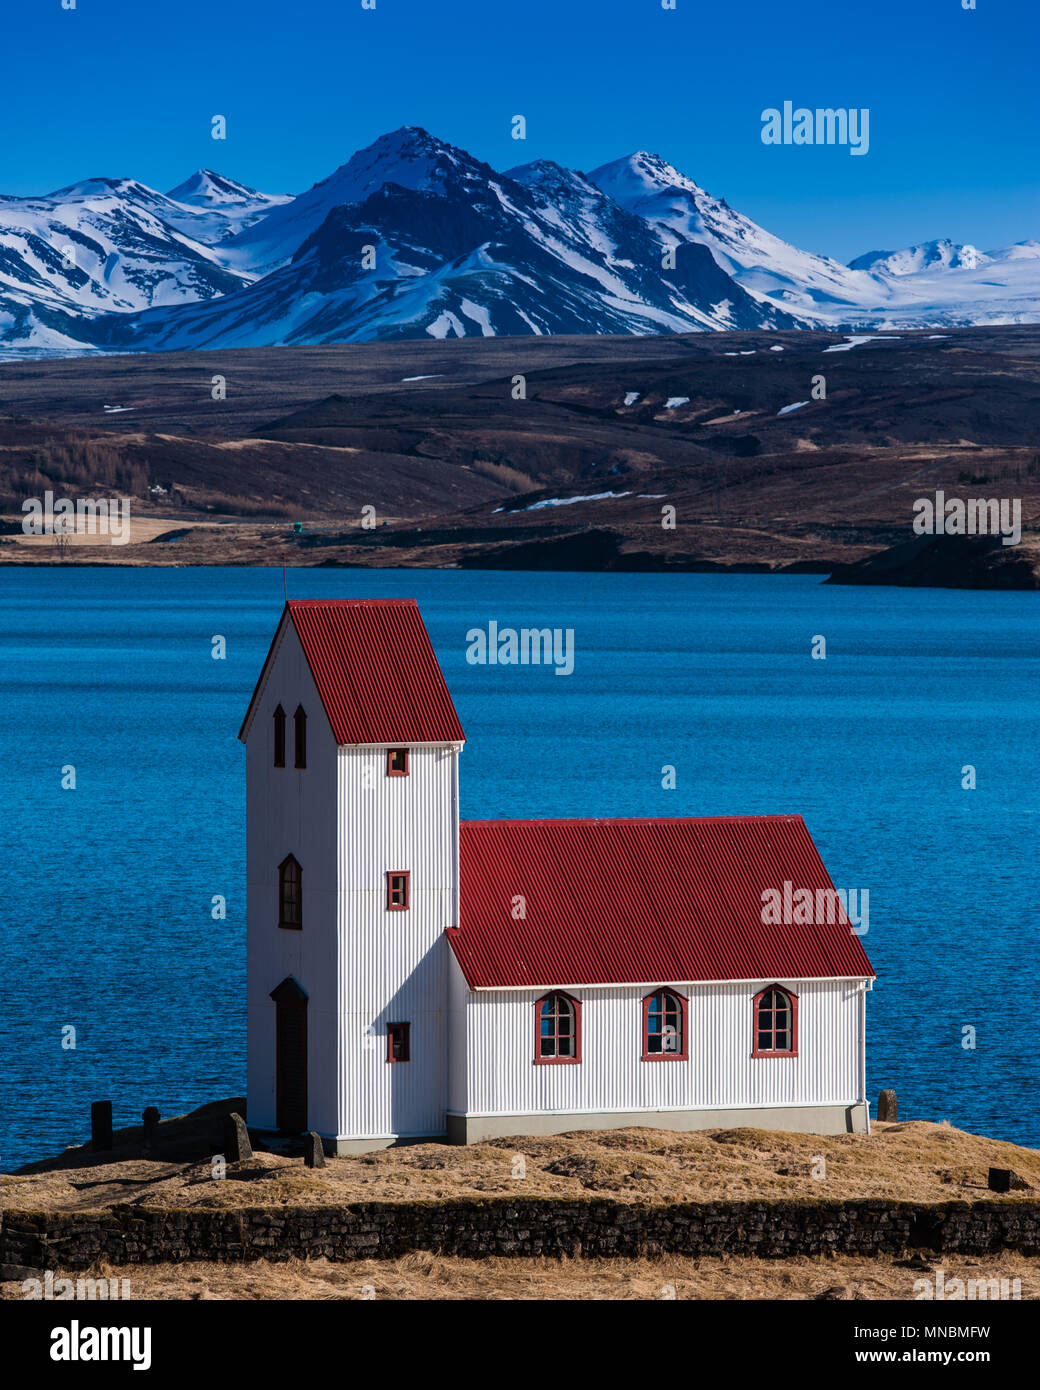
(2, 517, 1037, 589)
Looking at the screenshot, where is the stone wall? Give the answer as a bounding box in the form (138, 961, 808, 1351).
(3, 1199, 1039, 1271)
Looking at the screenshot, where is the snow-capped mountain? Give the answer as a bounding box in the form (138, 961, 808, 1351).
(507, 159, 793, 330)
(848, 240, 987, 275)
(88, 132, 799, 351)
(842, 239, 1040, 329)
(0, 128, 1036, 354)
(222, 128, 482, 274)
(990, 239, 1040, 263)
(162, 170, 292, 244)
(589, 149, 880, 322)
(0, 177, 258, 351)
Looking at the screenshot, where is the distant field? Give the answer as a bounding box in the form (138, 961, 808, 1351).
(1, 326, 1038, 582)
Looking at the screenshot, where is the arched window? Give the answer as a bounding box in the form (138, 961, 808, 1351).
(642, 988, 687, 1060)
(273, 705, 286, 768)
(753, 985, 798, 1056)
(293, 705, 307, 769)
(534, 992, 581, 1064)
(279, 854, 302, 930)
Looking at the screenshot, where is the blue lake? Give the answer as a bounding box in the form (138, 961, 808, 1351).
(0, 566, 1037, 1169)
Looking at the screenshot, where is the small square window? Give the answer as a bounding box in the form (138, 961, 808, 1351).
(387, 1022, 410, 1063)
(387, 748, 409, 777)
(387, 871, 410, 910)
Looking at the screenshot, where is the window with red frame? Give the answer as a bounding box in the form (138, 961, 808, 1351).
(643, 988, 686, 1059)
(754, 986, 797, 1055)
(387, 748, 409, 777)
(535, 993, 580, 1062)
(387, 871, 410, 910)
(387, 1022, 410, 1063)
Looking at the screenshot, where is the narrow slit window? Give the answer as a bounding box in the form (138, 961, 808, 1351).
(387, 1022, 410, 1063)
(278, 854, 302, 930)
(387, 871, 410, 910)
(273, 706, 286, 768)
(387, 748, 409, 777)
(293, 705, 307, 769)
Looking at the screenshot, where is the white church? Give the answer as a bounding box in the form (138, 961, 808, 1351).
(240, 598, 875, 1153)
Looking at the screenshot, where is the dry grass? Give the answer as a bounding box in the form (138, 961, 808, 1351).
(3, 1099, 1037, 1214)
(3, 1252, 1036, 1301)
(5, 1101, 1036, 1302)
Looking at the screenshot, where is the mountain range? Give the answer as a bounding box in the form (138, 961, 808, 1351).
(2, 127, 1037, 355)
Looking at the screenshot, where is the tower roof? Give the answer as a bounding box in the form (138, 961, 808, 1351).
(448, 816, 875, 988)
(240, 599, 465, 746)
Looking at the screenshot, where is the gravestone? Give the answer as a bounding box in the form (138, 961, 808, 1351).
(142, 1107, 160, 1154)
(877, 1089, 898, 1122)
(223, 1112, 252, 1162)
(90, 1100, 113, 1152)
(304, 1132, 326, 1168)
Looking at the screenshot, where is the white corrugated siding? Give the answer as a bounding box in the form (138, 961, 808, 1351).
(447, 951, 470, 1115)
(245, 620, 341, 1137)
(459, 978, 863, 1118)
(336, 744, 458, 1138)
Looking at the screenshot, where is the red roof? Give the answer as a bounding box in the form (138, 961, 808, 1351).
(240, 599, 465, 746)
(448, 816, 874, 988)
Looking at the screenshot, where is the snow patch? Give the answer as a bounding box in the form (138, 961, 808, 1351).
(513, 490, 632, 512)
(664, 396, 690, 409)
(426, 310, 466, 339)
(777, 400, 810, 415)
(459, 298, 495, 336)
(823, 334, 901, 353)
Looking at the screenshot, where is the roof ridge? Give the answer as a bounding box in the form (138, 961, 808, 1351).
(286, 598, 419, 607)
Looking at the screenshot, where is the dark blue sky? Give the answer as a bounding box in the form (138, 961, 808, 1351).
(4, 0, 1037, 260)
